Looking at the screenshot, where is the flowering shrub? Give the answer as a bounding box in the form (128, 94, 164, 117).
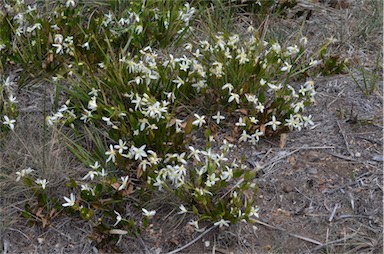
(0, 0, 195, 83)
(1, 0, 337, 244)
(0, 76, 18, 135)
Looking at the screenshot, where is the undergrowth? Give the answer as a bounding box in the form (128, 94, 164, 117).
(0, 0, 345, 246)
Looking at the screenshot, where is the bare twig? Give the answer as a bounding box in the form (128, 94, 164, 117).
(322, 171, 373, 194)
(254, 220, 323, 246)
(298, 231, 358, 254)
(328, 203, 340, 222)
(327, 88, 346, 108)
(166, 225, 217, 254)
(137, 236, 150, 254)
(336, 120, 353, 156)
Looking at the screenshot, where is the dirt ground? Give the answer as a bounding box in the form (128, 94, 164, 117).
(1, 0, 383, 253)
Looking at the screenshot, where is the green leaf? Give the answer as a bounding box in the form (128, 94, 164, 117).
(192, 205, 199, 215)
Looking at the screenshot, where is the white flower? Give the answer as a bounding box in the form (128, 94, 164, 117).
(62, 193, 76, 207)
(81, 42, 89, 50)
(280, 61, 292, 72)
(88, 97, 97, 111)
(249, 206, 260, 218)
(135, 25, 143, 34)
(302, 115, 314, 127)
(192, 114, 206, 127)
(188, 146, 201, 162)
(118, 176, 129, 191)
(3, 77, 13, 87)
(222, 83, 234, 93)
(80, 184, 95, 195)
(3, 116, 16, 130)
(255, 102, 265, 113)
(300, 37, 308, 45)
(82, 171, 99, 181)
(177, 204, 188, 214)
(105, 144, 117, 163)
(188, 220, 199, 229)
(294, 101, 305, 113)
(90, 161, 101, 170)
(235, 117, 246, 127)
(309, 59, 320, 66)
(236, 47, 249, 64)
(267, 83, 282, 92)
(286, 45, 299, 56)
(35, 179, 48, 189)
(214, 219, 230, 228)
(212, 111, 225, 124)
(66, 0, 76, 8)
(172, 76, 185, 89)
(271, 43, 281, 53)
(228, 93, 240, 104)
(99, 168, 108, 177)
(131, 145, 147, 161)
(265, 115, 281, 131)
(102, 117, 113, 126)
(9, 95, 18, 104)
(16, 168, 34, 181)
(114, 139, 128, 154)
(113, 211, 122, 227)
(238, 130, 249, 143)
(52, 44, 63, 54)
(142, 208, 156, 218)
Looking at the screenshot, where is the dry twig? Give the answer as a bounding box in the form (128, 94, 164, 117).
(166, 225, 217, 254)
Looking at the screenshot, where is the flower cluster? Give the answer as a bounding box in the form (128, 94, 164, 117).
(0, 76, 18, 133)
(2, 0, 335, 240)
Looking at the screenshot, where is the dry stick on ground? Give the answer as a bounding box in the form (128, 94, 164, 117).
(166, 225, 217, 254)
(336, 119, 353, 156)
(298, 231, 359, 254)
(326, 88, 346, 109)
(322, 171, 373, 194)
(254, 219, 323, 246)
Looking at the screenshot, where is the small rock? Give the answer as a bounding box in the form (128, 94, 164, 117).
(283, 185, 294, 193)
(355, 152, 361, 157)
(307, 168, 318, 175)
(372, 155, 384, 162)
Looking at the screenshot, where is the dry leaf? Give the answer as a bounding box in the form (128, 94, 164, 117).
(122, 184, 134, 197)
(48, 33, 53, 44)
(41, 217, 48, 228)
(36, 207, 44, 218)
(225, 136, 236, 143)
(288, 156, 296, 166)
(235, 108, 248, 115)
(111, 182, 120, 191)
(209, 122, 218, 133)
(168, 118, 176, 127)
(109, 229, 128, 235)
(182, 117, 193, 135)
(279, 133, 288, 148)
(49, 208, 58, 219)
(260, 124, 266, 134)
(137, 165, 143, 178)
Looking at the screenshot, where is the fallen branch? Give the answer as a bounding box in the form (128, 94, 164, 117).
(336, 120, 353, 156)
(298, 231, 358, 254)
(166, 225, 217, 254)
(254, 219, 323, 246)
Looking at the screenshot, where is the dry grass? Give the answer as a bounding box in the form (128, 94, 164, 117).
(0, 112, 86, 235)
